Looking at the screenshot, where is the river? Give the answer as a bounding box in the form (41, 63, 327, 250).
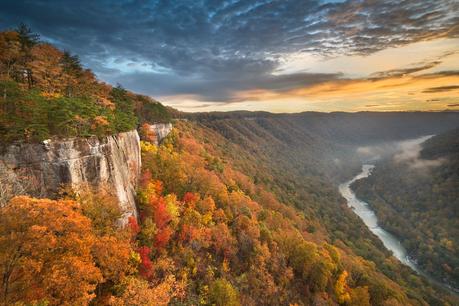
(339, 164, 458, 295)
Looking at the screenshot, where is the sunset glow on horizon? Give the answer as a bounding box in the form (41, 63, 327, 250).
(161, 37, 459, 112)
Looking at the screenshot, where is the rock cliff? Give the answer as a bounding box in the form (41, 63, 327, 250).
(144, 123, 173, 145)
(0, 130, 141, 223)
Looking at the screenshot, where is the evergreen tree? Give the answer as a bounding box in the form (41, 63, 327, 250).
(16, 23, 40, 51)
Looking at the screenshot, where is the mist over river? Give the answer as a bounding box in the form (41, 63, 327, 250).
(339, 164, 458, 295)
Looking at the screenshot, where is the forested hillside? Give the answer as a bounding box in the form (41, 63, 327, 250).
(0, 25, 170, 144)
(352, 128, 459, 290)
(130, 120, 459, 305)
(4, 118, 458, 305)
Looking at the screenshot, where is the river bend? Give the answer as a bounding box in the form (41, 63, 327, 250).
(339, 164, 458, 295)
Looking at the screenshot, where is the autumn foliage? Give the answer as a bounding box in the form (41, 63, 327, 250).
(137, 246, 153, 279)
(128, 122, 433, 305)
(0, 119, 456, 305)
(0, 196, 102, 305)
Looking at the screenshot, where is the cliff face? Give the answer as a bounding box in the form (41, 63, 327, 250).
(145, 123, 173, 145)
(0, 130, 141, 223)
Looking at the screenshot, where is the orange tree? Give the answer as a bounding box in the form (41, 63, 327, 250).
(0, 196, 102, 305)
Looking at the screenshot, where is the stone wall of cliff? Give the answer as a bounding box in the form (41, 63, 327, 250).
(0, 130, 141, 223)
(144, 123, 173, 145)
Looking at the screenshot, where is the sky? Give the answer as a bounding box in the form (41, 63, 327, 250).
(0, 0, 458, 113)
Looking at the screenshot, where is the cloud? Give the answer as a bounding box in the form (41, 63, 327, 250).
(393, 136, 446, 169)
(0, 0, 457, 104)
(423, 85, 459, 93)
(321, 1, 459, 56)
(370, 61, 442, 79)
(231, 69, 459, 101)
(356, 142, 401, 162)
(357, 135, 446, 169)
(101, 68, 343, 102)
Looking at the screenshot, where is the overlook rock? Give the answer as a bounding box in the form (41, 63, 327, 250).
(0, 130, 141, 223)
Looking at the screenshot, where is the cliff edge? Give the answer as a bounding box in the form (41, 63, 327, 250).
(0, 130, 141, 223)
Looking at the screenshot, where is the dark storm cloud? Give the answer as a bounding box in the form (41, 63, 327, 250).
(0, 0, 457, 101)
(109, 70, 343, 102)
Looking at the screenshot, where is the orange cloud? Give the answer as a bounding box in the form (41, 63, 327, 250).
(219, 72, 459, 112)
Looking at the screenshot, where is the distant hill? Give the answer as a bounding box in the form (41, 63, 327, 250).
(421, 128, 459, 160)
(187, 111, 459, 183)
(187, 110, 459, 144)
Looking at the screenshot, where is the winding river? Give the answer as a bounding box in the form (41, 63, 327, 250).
(339, 165, 419, 270)
(339, 164, 458, 295)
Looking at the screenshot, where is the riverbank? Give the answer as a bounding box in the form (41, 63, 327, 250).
(339, 164, 458, 295)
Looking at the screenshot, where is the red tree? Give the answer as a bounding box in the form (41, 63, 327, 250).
(138, 246, 153, 279)
(128, 216, 140, 240)
(154, 227, 173, 249)
(154, 198, 171, 230)
(182, 192, 199, 207)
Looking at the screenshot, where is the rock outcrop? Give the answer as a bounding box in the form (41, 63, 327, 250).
(144, 123, 173, 145)
(0, 130, 141, 223)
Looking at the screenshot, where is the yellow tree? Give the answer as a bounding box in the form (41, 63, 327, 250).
(334, 270, 351, 304)
(208, 278, 240, 306)
(110, 275, 177, 306)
